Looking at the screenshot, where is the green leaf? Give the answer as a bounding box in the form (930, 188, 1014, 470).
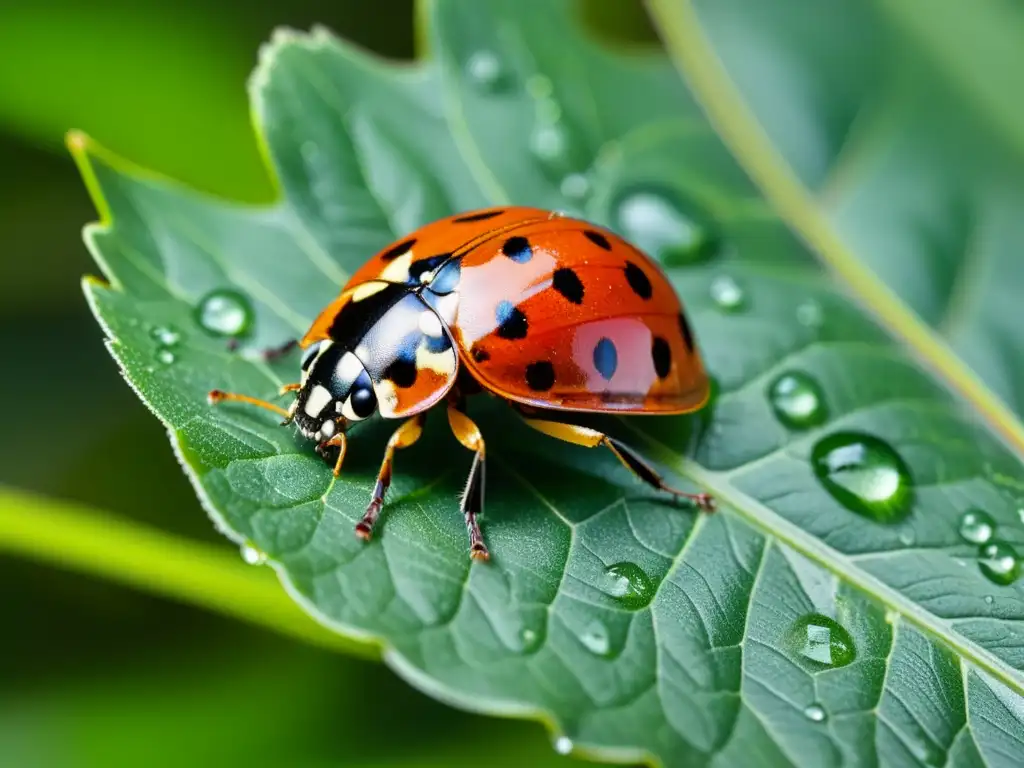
(74, 1, 1024, 765)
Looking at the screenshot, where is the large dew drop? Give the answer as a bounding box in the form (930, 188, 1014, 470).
(768, 372, 828, 430)
(196, 289, 254, 338)
(787, 613, 856, 669)
(600, 562, 655, 610)
(811, 432, 914, 523)
(958, 509, 996, 545)
(978, 541, 1020, 585)
(612, 187, 719, 266)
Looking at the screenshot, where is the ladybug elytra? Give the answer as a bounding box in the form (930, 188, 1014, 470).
(209, 207, 714, 560)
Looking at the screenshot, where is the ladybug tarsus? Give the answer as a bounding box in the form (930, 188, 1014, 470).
(693, 493, 716, 513)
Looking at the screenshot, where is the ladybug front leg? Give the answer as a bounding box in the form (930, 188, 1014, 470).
(519, 415, 715, 512)
(446, 401, 489, 561)
(355, 414, 426, 541)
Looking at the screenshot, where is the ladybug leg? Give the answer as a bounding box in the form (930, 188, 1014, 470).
(446, 402, 489, 562)
(316, 431, 348, 477)
(207, 389, 291, 422)
(355, 414, 426, 542)
(260, 339, 298, 362)
(519, 417, 715, 512)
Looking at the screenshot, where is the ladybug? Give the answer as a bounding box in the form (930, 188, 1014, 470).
(209, 207, 714, 561)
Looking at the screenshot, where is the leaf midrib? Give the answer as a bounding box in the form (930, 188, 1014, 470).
(645, 0, 1024, 463)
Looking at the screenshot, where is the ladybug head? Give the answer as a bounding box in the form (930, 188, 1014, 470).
(287, 340, 378, 442)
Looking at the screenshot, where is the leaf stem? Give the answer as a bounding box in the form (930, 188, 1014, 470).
(646, 0, 1024, 460)
(0, 485, 377, 659)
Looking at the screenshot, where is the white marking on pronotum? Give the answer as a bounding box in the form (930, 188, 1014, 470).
(379, 251, 414, 283)
(303, 385, 332, 417)
(418, 310, 443, 337)
(337, 351, 364, 384)
(320, 420, 335, 438)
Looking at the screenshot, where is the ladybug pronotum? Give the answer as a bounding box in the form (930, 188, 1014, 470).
(209, 207, 714, 560)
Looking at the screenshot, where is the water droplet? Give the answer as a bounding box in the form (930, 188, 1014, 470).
(530, 122, 569, 165)
(885, 609, 900, 625)
(898, 529, 916, 546)
(958, 509, 996, 545)
(768, 372, 828, 430)
(553, 736, 573, 755)
(521, 628, 538, 650)
(709, 275, 745, 311)
(579, 619, 612, 657)
(465, 50, 511, 93)
(157, 349, 176, 365)
(811, 432, 914, 523)
(787, 613, 856, 669)
(796, 300, 824, 329)
(560, 173, 591, 200)
(196, 289, 254, 338)
(978, 541, 1020, 585)
(613, 188, 719, 266)
(803, 703, 827, 722)
(984, 595, 994, 604)
(526, 74, 554, 100)
(240, 542, 267, 566)
(1017, 507, 1024, 525)
(600, 562, 655, 610)
(150, 326, 180, 346)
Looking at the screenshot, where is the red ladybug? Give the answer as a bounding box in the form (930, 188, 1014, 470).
(210, 207, 713, 560)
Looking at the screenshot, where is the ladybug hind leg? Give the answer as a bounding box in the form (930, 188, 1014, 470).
(355, 414, 426, 541)
(446, 401, 489, 561)
(519, 415, 715, 512)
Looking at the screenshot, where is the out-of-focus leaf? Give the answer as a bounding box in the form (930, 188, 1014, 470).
(661, 0, 1024, 416)
(73, 1, 1024, 765)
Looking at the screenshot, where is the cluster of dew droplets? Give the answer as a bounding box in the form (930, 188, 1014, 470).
(149, 325, 180, 366)
(957, 508, 1020, 585)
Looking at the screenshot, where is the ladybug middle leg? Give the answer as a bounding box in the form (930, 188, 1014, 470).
(518, 414, 715, 511)
(446, 398, 489, 561)
(355, 414, 426, 541)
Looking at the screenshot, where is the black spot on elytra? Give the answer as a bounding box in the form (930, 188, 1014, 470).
(584, 230, 611, 250)
(495, 300, 528, 339)
(380, 238, 416, 261)
(624, 261, 653, 300)
(453, 210, 504, 223)
(471, 345, 490, 363)
(678, 312, 694, 353)
(552, 267, 584, 304)
(502, 236, 533, 263)
(593, 337, 618, 381)
(652, 337, 672, 378)
(384, 357, 418, 388)
(525, 360, 556, 391)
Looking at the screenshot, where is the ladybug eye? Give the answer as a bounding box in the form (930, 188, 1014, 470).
(350, 385, 377, 419)
(300, 342, 323, 371)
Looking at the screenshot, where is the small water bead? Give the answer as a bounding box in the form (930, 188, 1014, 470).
(600, 562, 654, 610)
(530, 122, 569, 165)
(240, 542, 267, 566)
(709, 275, 745, 312)
(526, 74, 554, 100)
(811, 432, 914, 524)
(796, 299, 824, 329)
(553, 736, 573, 755)
(768, 372, 828, 430)
(803, 703, 827, 723)
(579, 619, 612, 657)
(958, 509, 996, 545)
(156, 349, 176, 365)
(984, 595, 995, 605)
(978, 541, 1020, 585)
(196, 289, 254, 338)
(465, 50, 507, 92)
(788, 613, 856, 669)
(150, 326, 180, 346)
(613, 188, 719, 266)
(560, 173, 591, 200)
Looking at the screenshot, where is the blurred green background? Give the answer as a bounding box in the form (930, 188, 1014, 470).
(0, 1, 656, 765)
